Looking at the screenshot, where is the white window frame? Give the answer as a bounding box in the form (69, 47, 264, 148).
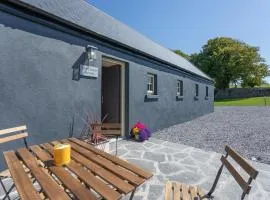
(147, 73, 155, 95)
(177, 80, 183, 96)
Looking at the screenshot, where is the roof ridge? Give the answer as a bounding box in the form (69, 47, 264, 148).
(12, 0, 212, 81)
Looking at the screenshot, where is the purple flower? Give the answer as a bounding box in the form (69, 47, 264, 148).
(144, 128, 151, 138)
(139, 129, 148, 141)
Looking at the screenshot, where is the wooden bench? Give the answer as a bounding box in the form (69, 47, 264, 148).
(165, 145, 259, 200)
(0, 125, 28, 147)
(90, 123, 121, 155)
(0, 125, 29, 200)
(165, 182, 205, 200)
(91, 123, 121, 130)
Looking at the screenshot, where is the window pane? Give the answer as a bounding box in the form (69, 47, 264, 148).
(147, 73, 156, 94)
(180, 81, 183, 96)
(177, 80, 183, 96)
(148, 76, 151, 84)
(195, 84, 199, 96)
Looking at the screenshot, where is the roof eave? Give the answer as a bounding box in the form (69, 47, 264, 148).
(5, 0, 214, 83)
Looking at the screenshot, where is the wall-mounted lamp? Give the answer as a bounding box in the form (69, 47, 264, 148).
(78, 45, 99, 79)
(85, 45, 97, 61)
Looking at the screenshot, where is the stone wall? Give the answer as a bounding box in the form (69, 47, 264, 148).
(215, 88, 270, 100)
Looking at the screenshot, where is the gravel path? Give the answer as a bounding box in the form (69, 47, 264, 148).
(154, 106, 270, 164)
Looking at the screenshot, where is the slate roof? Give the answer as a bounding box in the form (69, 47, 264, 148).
(17, 0, 211, 80)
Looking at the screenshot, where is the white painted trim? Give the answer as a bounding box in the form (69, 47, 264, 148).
(121, 64, 125, 137)
(147, 73, 155, 94)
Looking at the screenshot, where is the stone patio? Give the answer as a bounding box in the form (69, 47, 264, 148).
(110, 138, 270, 200)
(1, 138, 270, 199)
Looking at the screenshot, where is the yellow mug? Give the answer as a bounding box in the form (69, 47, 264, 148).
(53, 143, 71, 166)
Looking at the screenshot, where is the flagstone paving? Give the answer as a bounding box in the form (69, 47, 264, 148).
(1, 138, 270, 199)
(110, 138, 270, 200)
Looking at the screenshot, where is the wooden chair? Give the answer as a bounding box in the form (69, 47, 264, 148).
(90, 123, 121, 155)
(165, 145, 259, 200)
(0, 125, 29, 200)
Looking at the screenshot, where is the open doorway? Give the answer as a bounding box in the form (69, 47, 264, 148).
(101, 57, 125, 136)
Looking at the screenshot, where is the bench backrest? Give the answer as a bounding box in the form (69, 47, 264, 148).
(0, 125, 28, 146)
(90, 123, 121, 130)
(222, 145, 259, 199)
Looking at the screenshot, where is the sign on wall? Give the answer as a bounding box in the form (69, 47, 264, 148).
(80, 65, 98, 78)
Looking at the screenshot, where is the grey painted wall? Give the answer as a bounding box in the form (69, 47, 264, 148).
(128, 63, 214, 132)
(0, 10, 102, 169)
(0, 6, 214, 169)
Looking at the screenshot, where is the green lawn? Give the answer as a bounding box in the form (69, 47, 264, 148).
(256, 84, 270, 88)
(215, 97, 270, 106)
(229, 84, 270, 88)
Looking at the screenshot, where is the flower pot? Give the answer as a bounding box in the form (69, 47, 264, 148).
(135, 134, 139, 141)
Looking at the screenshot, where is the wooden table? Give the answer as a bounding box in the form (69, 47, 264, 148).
(3, 137, 153, 200)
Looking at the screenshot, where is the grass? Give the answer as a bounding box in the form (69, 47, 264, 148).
(255, 84, 270, 88)
(215, 97, 270, 106)
(229, 84, 270, 88)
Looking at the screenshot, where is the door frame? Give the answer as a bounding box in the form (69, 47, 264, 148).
(101, 56, 128, 137)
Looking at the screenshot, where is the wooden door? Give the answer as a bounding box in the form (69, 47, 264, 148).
(101, 66, 121, 123)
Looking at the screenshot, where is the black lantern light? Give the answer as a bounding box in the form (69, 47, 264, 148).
(85, 45, 97, 61)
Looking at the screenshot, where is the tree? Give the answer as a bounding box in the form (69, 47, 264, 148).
(240, 63, 268, 87)
(190, 37, 269, 89)
(173, 50, 190, 61)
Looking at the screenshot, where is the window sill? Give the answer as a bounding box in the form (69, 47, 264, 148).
(176, 95, 184, 101)
(145, 94, 159, 99)
(205, 96, 209, 100)
(194, 96, 199, 101)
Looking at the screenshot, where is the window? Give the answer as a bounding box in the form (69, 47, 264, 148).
(206, 86, 209, 97)
(147, 73, 156, 95)
(195, 84, 199, 97)
(177, 80, 183, 96)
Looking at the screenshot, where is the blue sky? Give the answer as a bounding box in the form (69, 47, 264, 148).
(88, 0, 270, 83)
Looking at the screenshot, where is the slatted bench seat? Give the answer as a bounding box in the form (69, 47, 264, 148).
(165, 182, 205, 200)
(0, 125, 29, 200)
